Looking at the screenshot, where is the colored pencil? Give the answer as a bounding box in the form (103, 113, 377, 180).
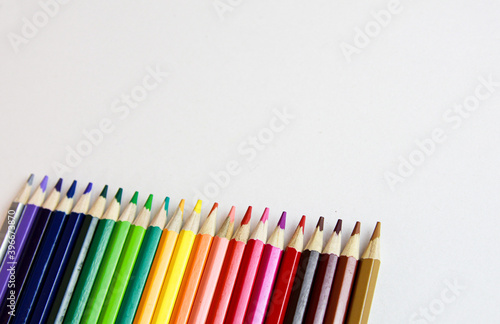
(206, 206, 252, 324)
(188, 206, 235, 324)
(170, 203, 218, 324)
(151, 200, 202, 324)
(265, 215, 305, 324)
(48, 185, 108, 324)
(0, 174, 33, 266)
(98, 194, 153, 323)
(0, 178, 61, 323)
(324, 222, 361, 324)
(63, 188, 123, 324)
(81, 192, 139, 324)
(133, 199, 184, 324)
(245, 211, 286, 324)
(346, 222, 381, 324)
(283, 216, 324, 324)
(305, 219, 342, 324)
(225, 207, 269, 324)
(116, 197, 170, 324)
(0, 175, 47, 305)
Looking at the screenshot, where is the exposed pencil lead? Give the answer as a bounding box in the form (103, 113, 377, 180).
(40, 175, 49, 192)
(194, 200, 202, 213)
(260, 208, 269, 223)
(278, 212, 286, 229)
(299, 215, 306, 233)
(179, 199, 185, 212)
(100, 185, 108, 198)
(27, 173, 35, 185)
(115, 188, 123, 203)
(242, 206, 252, 225)
(352, 221, 361, 235)
(55, 178, 63, 192)
(228, 206, 236, 222)
(83, 182, 93, 194)
(145, 194, 153, 210)
(371, 222, 381, 240)
(210, 202, 219, 214)
(130, 191, 139, 204)
(334, 219, 342, 235)
(164, 196, 170, 211)
(67, 181, 77, 198)
(317, 217, 325, 231)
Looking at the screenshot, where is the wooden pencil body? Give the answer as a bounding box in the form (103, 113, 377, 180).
(206, 238, 246, 324)
(304, 253, 339, 324)
(345, 258, 380, 324)
(224, 238, 265, 324)
(170, 233, 214, 324)
(283, 249, 320, 324)
(324, 255, 358, 324)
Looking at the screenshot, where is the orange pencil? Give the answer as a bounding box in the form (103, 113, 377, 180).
(206, 207, 252, 324)
(133, 199, 185, 324)
(188, 207, 235, 324)
(170, 203, 218, 324)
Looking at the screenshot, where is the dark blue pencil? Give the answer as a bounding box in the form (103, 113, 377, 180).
(11, 181, 81, 324)
(31, 183, 97, 323)
(0, 178, 62, 323)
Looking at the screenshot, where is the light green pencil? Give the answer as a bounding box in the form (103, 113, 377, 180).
(80, 192, 138, 324)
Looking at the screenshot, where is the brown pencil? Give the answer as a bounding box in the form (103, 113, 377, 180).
(346, 222, 381, 324)
(324, 221, 360, 324)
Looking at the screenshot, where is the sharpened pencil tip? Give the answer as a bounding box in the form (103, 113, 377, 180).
(67, 181, 77, 198)
(164, 197, 170, 211)
(299, 215, 306, 233)
(334, 219, 342, 234)
(278, 212, 286, 229)
(55, 178, 63, 192)
(316, 217, 325, 231)
(210, 202, 219, 214)
(371, 222, 381, 240)
(260, 208, 269, 223)
(130, 191, 139, 204)
(100, 185, 108, 198)
(145, 194, 153, 210)
(179, 199, 185, 212)
(27, 174, 35, 185)
(83, 183, 93, 194)
(242, 206, 252, 225)
(40, 176, 49, 192)
(352, 221, 361, 235)
(228, 206, 236, 222)
(194, 200, 202, 213)
(115, 188, 123, 203)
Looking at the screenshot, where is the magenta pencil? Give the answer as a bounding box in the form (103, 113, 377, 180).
(244, 212, 286, 324)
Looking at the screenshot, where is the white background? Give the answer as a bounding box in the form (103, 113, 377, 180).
(1, 0, 500, 323)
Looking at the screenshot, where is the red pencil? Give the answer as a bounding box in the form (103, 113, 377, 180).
(206, 207, 252, 324)
(264, 216, 305, 324)
(244, 212, 286, 324)
(224, 208, 269, 324)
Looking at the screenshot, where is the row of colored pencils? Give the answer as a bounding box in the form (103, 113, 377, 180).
(0, 175, 381, 324)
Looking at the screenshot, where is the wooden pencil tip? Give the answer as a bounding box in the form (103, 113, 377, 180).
(371, 222, 381, 240)
(278, 212, 286, 229)
(299, 215, 306, 233)
(83, 182, 93, 194)
(242, 206, 252, 225)
(27, 174, 35, 185)
(351, 221, 361, 235)
(55, 178, 63, 192)
(194, 200, 202, 213)
(179, 199, 185, 212)
(67, 181, 77, 198)
(260, 207, 269, 223)
(145, 194, 153, 210)
(210, 202, 219, 214)
(334, 219, 342, 234)
(99, 185, 108, 198)
(40, 175, 49, 192)
(316, 217, 324, 231)
(130, 191, 139, 204)
(115, 188, 123, 203)
(228, 206, 236, 222)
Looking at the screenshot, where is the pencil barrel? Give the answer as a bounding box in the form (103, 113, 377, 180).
(345, 259, 380, 324)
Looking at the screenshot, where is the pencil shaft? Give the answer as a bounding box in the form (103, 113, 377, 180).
(265, 246, 301, 324)
(116, 226, 162, 324)
(0, 204, 41, 304)
(245, 243, 283, 324)
(64, 219, 116, 324)
(225, 238, 265, 324)
(206, 239, 246, 324)
(283, 249, 320, 324)
(0, 207, 52, 323)
(170, 233, 214, 324)
(49, 215, 97, 324)
(30, 211, 86, 323)
(81, 220, 132, 324)
(188, 236, 230, 324)
(324, 256, 358, 324)
(98, 224, 147, 323)
(151, 229, 196, 323)
(304, 253, 339, 324)
(12, 209, 69, 324)
(133, 229, 178, 324)
(0, 202, 24, 266)
(345, 259, 380, 324)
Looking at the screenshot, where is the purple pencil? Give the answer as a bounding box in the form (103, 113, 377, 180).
(0, 175, 48, 302)
(244, 212, 286, 324)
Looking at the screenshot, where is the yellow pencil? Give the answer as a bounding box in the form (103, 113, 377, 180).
(151, 200, 202, 324)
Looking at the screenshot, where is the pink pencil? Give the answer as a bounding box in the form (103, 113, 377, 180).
(244, 212, 286, 324)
